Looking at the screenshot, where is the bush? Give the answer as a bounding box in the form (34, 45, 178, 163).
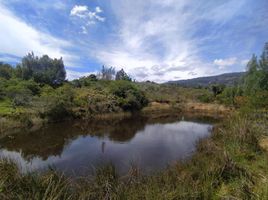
(87, 92, 120, 114)
(39, 84, 75, 121)
(45, 103, 72, 121)
(197, 93, 214, 103)
(217, 87, 236, 105)
(248, 91, 268, 109)
(110, 81, 148, 111)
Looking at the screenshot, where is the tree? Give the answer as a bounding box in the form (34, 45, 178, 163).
(260, 42, 268, 71)
(0, 62, 13, 79)
(21, 52, 66, 85)
(88, 74, 97, 81)
(259, 43, 268, 90)
(243, 54, 261, 94)
(242, 43, 268, 106)
(99, 66, 115, 80)
(115, 69, 131, 81)
(210, 84, 225, 97)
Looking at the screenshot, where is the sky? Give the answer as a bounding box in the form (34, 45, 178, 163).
(0, 0, 267, 82)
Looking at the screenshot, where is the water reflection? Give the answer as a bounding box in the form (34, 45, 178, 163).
(0, 114, 214, 175)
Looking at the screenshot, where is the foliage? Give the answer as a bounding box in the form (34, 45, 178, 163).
(39, 84, 75, 121)
(115, 69, 132, 81)
(197, 92, 214, 103)
(0, 63, 13, 79)
(241, 43, 268, 107)
(98, 66, 115, 80)
(20, 52, 66, 85)
(217, 87, 238, 105)
(71, 74, 98, 87)
(110, 81, 148, 111)
(210, 84, 225, 97)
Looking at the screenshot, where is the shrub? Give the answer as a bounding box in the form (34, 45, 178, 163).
(197, 93, 214, 103)
(110, 81, 148, 111)
(45, 103, 72, 121)
(87, 92, 120, 114)
(248, 91, 268, 109)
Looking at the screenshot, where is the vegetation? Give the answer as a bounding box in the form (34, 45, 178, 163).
(1, 111, 268, 199)
(115, 69, 132, 81)
(0, 54, 212, 133)
(1, 42, 268, 199)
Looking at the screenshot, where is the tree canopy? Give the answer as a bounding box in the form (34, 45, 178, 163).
(115, 69, 132, 81)
(19, 52, 66, 85)
(243, 43, 268, 94)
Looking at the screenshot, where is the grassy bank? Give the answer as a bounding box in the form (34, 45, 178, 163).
(0, 109, 267, 199)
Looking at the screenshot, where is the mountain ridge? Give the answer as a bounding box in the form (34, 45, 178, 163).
(167, 72, 245, 87)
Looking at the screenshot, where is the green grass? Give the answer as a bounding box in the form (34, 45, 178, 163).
(0, 99, 15, 115)
(0, 110, 268, 199)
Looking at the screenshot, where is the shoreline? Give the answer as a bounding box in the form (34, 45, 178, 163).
(0, 101, 231, 136)
(1, 109, 267, 199)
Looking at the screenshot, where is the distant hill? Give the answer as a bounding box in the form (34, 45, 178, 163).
(167, 72, 245, 87)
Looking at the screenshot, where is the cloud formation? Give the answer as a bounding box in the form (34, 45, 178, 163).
(70, 5, 105, 33)
(214, 57, 238, 69)
(0, 3, 77, 67)
(0, 0, 267, 82)
(92, 0, 255, 82)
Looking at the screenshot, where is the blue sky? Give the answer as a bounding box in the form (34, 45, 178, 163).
(0, 0, 267, 82)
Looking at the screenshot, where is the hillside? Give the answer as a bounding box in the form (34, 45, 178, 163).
(168, 72, 245, 87)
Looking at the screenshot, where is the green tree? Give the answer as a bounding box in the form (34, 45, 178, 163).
(21, 52, 66, 85)
(259, 42, 268, 90)
(115, 69, 132, 81)
(210, 84, 225, 97)
(99, 66, 115, 80)
(243, 54, 261, 95)
(241, 43, 268, 108)
(0, 62, 14, 79)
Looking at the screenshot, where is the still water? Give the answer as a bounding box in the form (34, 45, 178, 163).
(0, 115, 214, 175)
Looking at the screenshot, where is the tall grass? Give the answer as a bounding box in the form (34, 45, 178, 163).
(0, 111, 268, 199)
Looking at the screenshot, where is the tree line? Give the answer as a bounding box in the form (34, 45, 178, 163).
(0, 52, 132, 86)
(201, 42, 268, 108)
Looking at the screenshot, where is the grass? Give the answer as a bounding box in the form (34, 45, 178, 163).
(0, 99, 15, 115)
(0, 109, 268, 199)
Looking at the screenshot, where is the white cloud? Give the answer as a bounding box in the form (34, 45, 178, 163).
(81, 26, 88, 34)
(214, 57, 238, 69)
(70, 5, 88, 18)
(66, 69, 97, 80)
(0, 3, 77, 66)
(95, 6, 102, 13)
(91, 0, 243, 82)
(92, 0, 244, 82)
(70, 5, 105, 32)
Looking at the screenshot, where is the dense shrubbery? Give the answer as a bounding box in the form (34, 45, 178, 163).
(110, 81, 148, 111)
(0, 54, 151, 130)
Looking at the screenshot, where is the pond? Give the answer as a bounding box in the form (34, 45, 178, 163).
(0, 114, 215, 175)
